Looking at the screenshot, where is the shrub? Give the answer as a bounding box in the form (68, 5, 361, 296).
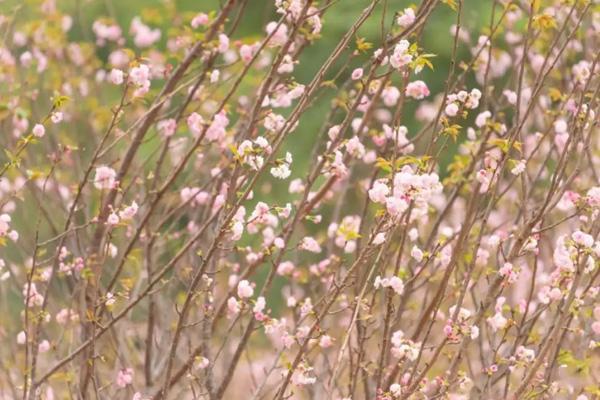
(0, 0, 599, 399)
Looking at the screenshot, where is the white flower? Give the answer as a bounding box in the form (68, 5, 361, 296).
(449, 305, 471, 321)
(554, 119, 568, 134)
(487, 312, 507, 332)
(374, 275, 404, 295)
(411, 245, 423, 262)
(237, 279, 254, 298)
(196, 356, 210, 369)
(94, 166, 117, 190)
(38, 340, 50, 353)
(271, 164, 291, 179)
(516, 345, 535, 362)
(264, 112, 286, 132)
(511, 160, 526, 175)
(373, 232, 386, 245)
(210, 69, 220, 83)
(253, 296, 266, 313)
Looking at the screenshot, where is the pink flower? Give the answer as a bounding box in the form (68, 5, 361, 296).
(92, 20, 122, 45)
(345, 136, 365, 158)
(351, 68, 363, 80)
(218, 34, 230, 53)
(586, 187, 600, 207)
(593, 306, 600, 321)
(476, 169, 492, 193)
(20, 51, 32, 67)
(107, 212, 120, 225)
(368, 181, 389, 204)
(130, 17, 161, 48)
(554, 132, 569, 152)
(382, 86, 401, 106)
(389, 276, 404, 294)
(277, 261, 295, 276)
(405, 80, 430, 99)
(129, 64, 151, 96)
(253, 296, 266, 314)
(592, 321, 600, 335)
(572, 230, 594, 248)
(397, 8, 416, 27)
(119, 201, 138, 220)
(56, 308, 77, 324)
(157, 118, 177, 138)
(94, 166, 117, 190)
(231, 221, 244, 241)
(38, 339, 50, 353)
(129, 65, 149, 85)
(373, 232, 386, 245)
(445, 102, 459, 117)
(319, 335, 333, 348)
(191, 13, 209, 29)
(187, 112, 205, 137)
(116, 368, 134, 388)
(300, 237, 322, 253)
(51, 112, 63, 124)
(265, 21, 288, 47)
(385, 196, 408, 217)
(206, 111, 229, 142)
(109, 68, 124, 85)
(390, 40, 412, 69)
(475, 111, 491, 128)
(374, 275, 404, 295)
(240, 43, 257, 64)
(503, 90, 517, 104)
(277, 54, 295, 74)
(227, 297, 240, 316)
(32, 123, 45, 138)
(411, 245, 423, 262)
(8, 230, 18, 241)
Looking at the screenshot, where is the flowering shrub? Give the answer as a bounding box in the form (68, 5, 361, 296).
(1, 0, 600, 399)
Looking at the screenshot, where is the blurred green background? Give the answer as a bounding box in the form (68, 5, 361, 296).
(2, 0, 491, 179)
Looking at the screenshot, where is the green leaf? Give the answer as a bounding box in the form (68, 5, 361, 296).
(441, 0, 458, 11)
(355, 37, 373, 53)
(375, 157, 392, 173)
(52, 95, 70, 109)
